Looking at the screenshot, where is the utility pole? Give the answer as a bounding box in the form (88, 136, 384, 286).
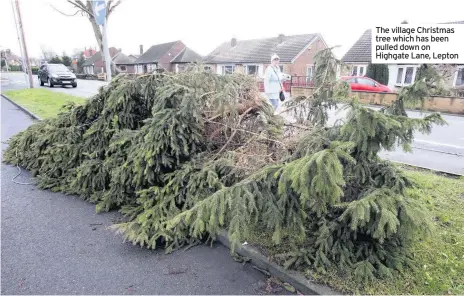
(92, 0, 111, 82)
(15, 0, 33, 88)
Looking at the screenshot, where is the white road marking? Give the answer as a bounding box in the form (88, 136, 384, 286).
(415, 139, 464, 149)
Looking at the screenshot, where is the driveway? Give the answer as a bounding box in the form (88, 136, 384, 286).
(1, 97, 276, 295)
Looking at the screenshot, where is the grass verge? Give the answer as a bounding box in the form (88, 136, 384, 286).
(248, 168, 464, 295)
(4, 89, 86, 119)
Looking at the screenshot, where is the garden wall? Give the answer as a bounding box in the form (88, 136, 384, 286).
(290, 87, 464, 114)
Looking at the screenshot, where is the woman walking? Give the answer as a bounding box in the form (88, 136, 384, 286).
(264, 54, 289, 111)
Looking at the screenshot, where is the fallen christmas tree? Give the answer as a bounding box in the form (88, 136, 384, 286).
(3, 49, 447, 283)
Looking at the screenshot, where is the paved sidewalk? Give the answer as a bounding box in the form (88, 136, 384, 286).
(1, 97, 274, 295)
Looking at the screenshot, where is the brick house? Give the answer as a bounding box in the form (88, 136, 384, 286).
(171, 47, 203, 73)
(203, 33, 328, 83)
(71, 47, 97, 71)
(341, 21, 464, 94)
(82, 47, 121, 74)
(113, 52, 137, 74)
(134, 41, 200, 74)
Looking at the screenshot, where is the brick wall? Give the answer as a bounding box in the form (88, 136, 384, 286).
(290, 86, 464, 114)
(288, 38, 326, 77)
(117, 65, 135, 74)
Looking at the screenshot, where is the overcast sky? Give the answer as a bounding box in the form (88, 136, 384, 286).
(1, 0, 463, 60)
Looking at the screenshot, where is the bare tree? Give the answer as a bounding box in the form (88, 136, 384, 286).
(51, 0, 122, 55)
(40, 45, 56, 62)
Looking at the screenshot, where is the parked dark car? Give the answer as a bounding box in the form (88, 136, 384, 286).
(38, 63, 77, 88)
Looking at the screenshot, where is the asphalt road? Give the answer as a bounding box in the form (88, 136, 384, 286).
(1, 97, 278, 294)
(2, 71, 463, 175)
(1, 72, 106, 98)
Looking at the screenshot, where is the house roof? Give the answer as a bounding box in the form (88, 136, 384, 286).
(204, 34, 318, 64)
(342, 21, 464, 63)
(171, 47, 202, 63)
(82, 47, 119, 66)
(135, 41, 179, 64)
(113, 52, 136, 65)
(83, 49, 97, 58)
(341, 29, 372, 63)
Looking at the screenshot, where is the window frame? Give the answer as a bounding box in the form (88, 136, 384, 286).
(245, 64, 259, 76)
(306, 64, 315, 82)
(395, 65, 417, 87)
(222, 65, 235, 75)
(453, 66, 464, 87)
(351, 65, 366, 76)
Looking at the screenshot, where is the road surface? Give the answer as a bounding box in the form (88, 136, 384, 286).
(1, 97, 279, 295)
(2, 71, 463, 175)
(1, 71, 106, 98)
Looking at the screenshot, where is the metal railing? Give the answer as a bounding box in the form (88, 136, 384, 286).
(291, 76, 314, 88)
(257, 76, 314, 92)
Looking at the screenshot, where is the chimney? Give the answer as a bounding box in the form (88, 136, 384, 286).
(140, 45, 143, 55)
(278, 34, 284, 44)
(231, 38, 237, 47)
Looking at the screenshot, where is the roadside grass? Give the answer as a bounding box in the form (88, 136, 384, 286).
(247, 168, 464, 295)
(4, 88, 86, 119)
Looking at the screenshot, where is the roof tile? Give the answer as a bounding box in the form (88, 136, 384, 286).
(135, 41, 179, 64)
(204, 34, 318, 63)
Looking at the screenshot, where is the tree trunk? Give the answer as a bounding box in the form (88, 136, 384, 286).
(85, 0, 104, 53)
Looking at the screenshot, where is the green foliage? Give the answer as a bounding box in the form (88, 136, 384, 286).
(77, 53, 86, 73)
(49, 55, 62, 64)
(7, 64, 23, 72)
(3, 55, 446, 287)
(366, 63, 389, 85)
(61, 54, 72, 67)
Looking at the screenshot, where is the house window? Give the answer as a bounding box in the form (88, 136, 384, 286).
(84, 66, 94, 74)
(204, 66, 211, 71)
(454, 67, 464, 87)
(396, 66, 416, 86)
(120, 65, 126, 72)
(245, 65, 259, 76)
(404, 67, 414, 84)
(222, 65, 235, 75)
(351, 65, 365, 76)
(178, 65, 185, 73)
